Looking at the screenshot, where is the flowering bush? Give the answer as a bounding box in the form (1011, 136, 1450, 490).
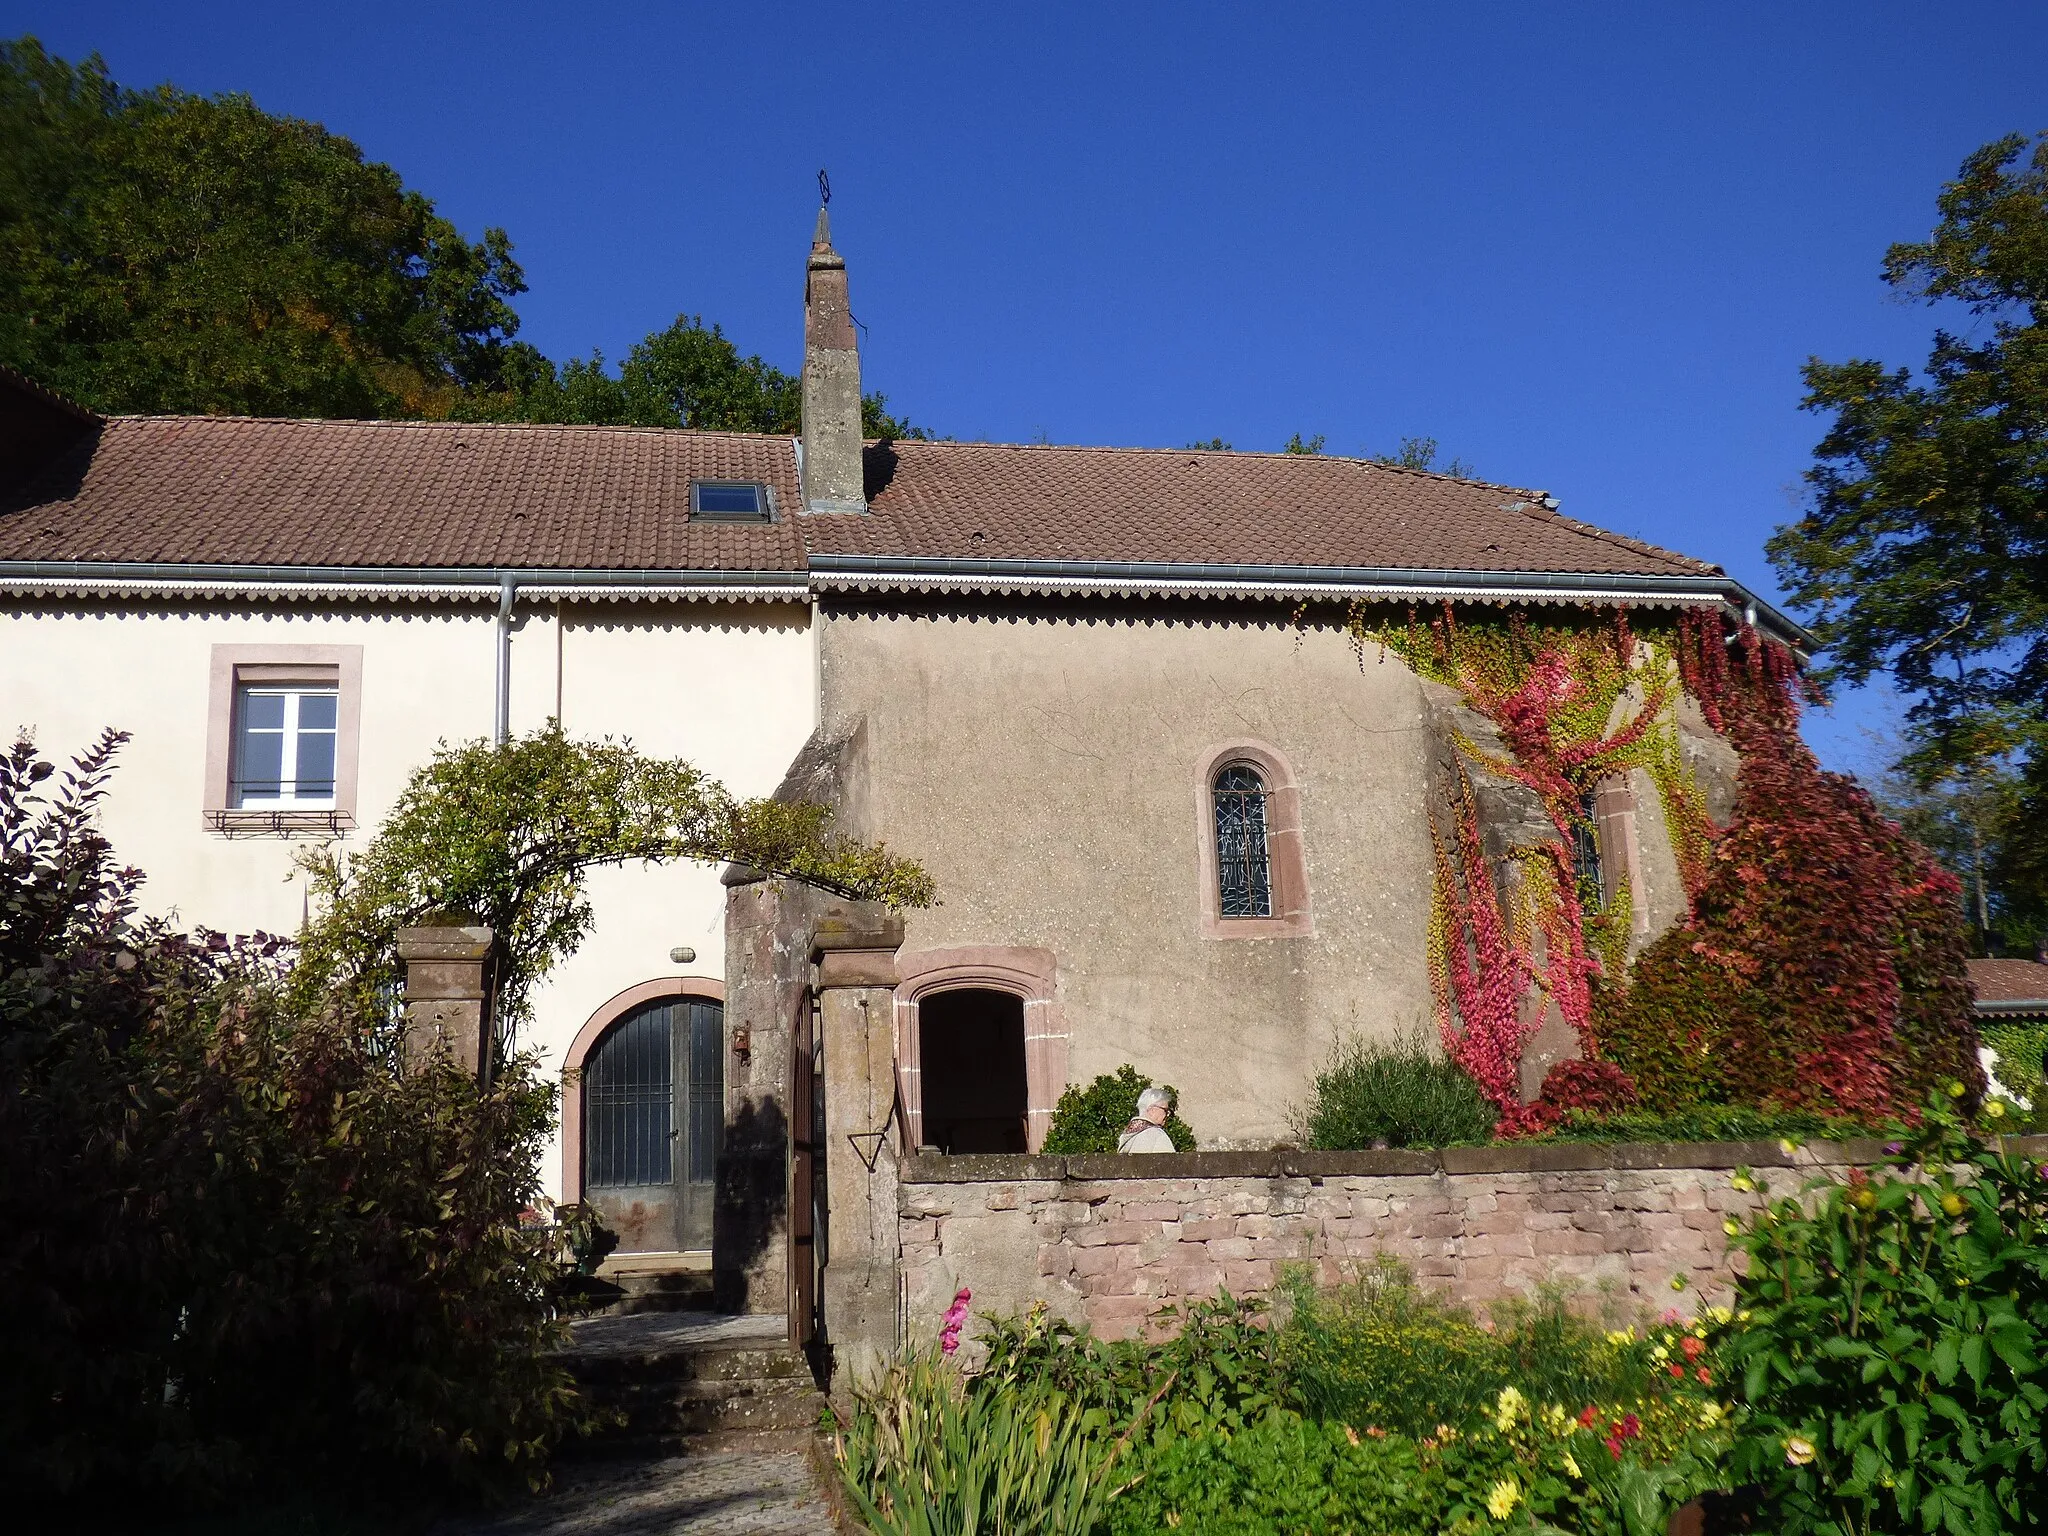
(1712, 1097, 2048, 1534)
(857, 1269, 1737, 1535)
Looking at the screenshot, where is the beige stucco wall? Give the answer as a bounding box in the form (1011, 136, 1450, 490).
(818, 600, 1442, 1148)
(0, 595, 816, 1204)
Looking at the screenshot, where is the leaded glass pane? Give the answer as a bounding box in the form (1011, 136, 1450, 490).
(1214, 764, 1273, 918)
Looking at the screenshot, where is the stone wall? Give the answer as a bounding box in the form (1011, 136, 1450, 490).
(897, 1139, 2048, 1342)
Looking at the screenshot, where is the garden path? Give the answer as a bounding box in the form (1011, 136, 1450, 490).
(436, 1449, 839, 1536)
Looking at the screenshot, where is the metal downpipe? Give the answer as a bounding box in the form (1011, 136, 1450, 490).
(494, 573, 516, 744)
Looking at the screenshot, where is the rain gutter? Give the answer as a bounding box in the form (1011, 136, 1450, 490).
(805, 556, 1813, 650)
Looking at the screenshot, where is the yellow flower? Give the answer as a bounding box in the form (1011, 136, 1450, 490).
(1540, 1403, 1572, 1438)
(1494, 1385, 1528, 1430)
(1561, 1451, 1582, 1478)
(1723, 1217, 1742, 1236)
(1730, 1172, 1755, 1193)
(1707, 1305, 1734, 1325)
(1606, 1327, 1635, 1346)
(1436, 1422, 1460, 1443)
(1778, 1138, 1801, 1156)
(1486, 1479, 1522, 1520)
(1940, 1191, 1965, 1218)
(1651, 1344, 1670, 1364)
(1698, 1401, 1724, 1428)
(1785, 1435, 1817, 1467)
(1947, 1080, 1967, 1099)
(1986, 1100, 2007, 1119)
(1670, 1273, 1689, 1291)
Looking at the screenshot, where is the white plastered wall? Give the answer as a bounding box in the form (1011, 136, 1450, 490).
(0, 595, 817, 1200)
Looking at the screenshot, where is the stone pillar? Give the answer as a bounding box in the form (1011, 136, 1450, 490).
(813, 904, 904, 1395)
(1592, 773, 1650, 939)
(396, 925, 496, 1082)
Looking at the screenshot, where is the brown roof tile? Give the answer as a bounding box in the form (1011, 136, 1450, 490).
(834, 440, 1716, 577)
(0, 416, 1717, 579)
(1968, 958, 2048, 1009)
(0, 416, 808, 572)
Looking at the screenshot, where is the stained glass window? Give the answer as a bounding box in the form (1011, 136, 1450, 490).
(1214, 764, 1273, 918)
(1571, 790, 1603, 910)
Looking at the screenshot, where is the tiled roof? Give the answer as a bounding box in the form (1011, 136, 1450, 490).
(839, 440, 1716, 577)
(0, 415, 1717, 579)
(1968, 958, 2048, 1011)
(0, 416, 807, 572)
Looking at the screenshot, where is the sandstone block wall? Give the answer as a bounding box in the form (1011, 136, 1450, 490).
(895, 1139, 2047, 1342)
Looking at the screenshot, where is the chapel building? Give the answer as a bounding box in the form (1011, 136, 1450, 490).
(0, 208, 1796, 1336)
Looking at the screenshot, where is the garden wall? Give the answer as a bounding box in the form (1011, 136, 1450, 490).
(897, 1138, 2048, 1341)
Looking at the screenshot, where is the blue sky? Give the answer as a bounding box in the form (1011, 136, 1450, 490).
(12, 3, 2045, 774)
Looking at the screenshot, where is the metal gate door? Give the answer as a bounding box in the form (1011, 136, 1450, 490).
(584, 995, 723, 1253)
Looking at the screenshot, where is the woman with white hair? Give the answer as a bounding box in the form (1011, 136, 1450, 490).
(1118, 1085, 1178, 1153)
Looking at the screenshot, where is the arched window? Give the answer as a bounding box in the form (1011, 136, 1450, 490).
(1213, 764, 1273, 918)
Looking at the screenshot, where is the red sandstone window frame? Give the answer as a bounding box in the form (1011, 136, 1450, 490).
(1195, 740, 1312, 939)
(893, 947, 1065, 1154)
(559, 975, 726, 1207)
(204, 645, 363, 835)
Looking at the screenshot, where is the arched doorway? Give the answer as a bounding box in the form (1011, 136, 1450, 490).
(581, 994, 723, 1253)
(917, 988, 1029, 1154)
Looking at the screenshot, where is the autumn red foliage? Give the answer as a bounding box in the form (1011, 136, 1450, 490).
(1597, 611, 1981, 1116)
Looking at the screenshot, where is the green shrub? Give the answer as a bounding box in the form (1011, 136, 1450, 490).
(1276, 1259, 1672, 1437)
(1713, 1098, 2048, 1534)
(1296, 1028, 1494, 1150)
(1041, 1064, 1195, 1154)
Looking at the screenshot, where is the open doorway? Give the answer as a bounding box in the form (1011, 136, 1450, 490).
(917, 987, 1029, 1154)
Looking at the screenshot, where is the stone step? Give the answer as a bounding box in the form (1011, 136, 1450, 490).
(591, 1263, 715, 1316)
(571, 1342, 811, 1388)
(602, 1377, 829, 1438)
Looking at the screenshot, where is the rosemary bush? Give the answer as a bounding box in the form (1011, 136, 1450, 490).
(1297, 1028, 1495, 1150)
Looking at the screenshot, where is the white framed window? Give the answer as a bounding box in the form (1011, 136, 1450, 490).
(232, 686, 340, 807)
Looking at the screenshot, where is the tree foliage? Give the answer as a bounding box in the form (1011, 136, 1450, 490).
(293, 723, 934, 1030)
(0, 36, 931, 437)
(0, 38, 528, 418)
(1768, 133, 2048, 931)
(463, 311, 927, 437)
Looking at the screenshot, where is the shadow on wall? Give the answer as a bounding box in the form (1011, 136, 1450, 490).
(712, 1095, 788, 1312)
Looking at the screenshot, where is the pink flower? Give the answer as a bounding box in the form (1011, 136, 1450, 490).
(939, 1286, 971, 1356)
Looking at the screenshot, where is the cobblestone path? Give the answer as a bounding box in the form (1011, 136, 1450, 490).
(437, 1449, 841, 1536)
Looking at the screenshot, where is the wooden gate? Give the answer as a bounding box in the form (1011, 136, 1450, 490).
(788, 985, 824, 1348)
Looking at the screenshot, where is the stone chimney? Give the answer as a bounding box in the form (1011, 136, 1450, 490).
(800, 207, 867, 514)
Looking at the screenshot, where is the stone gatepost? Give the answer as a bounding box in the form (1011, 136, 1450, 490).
(812, 904, 904, 1393)
(396, 924, 496, 1082)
